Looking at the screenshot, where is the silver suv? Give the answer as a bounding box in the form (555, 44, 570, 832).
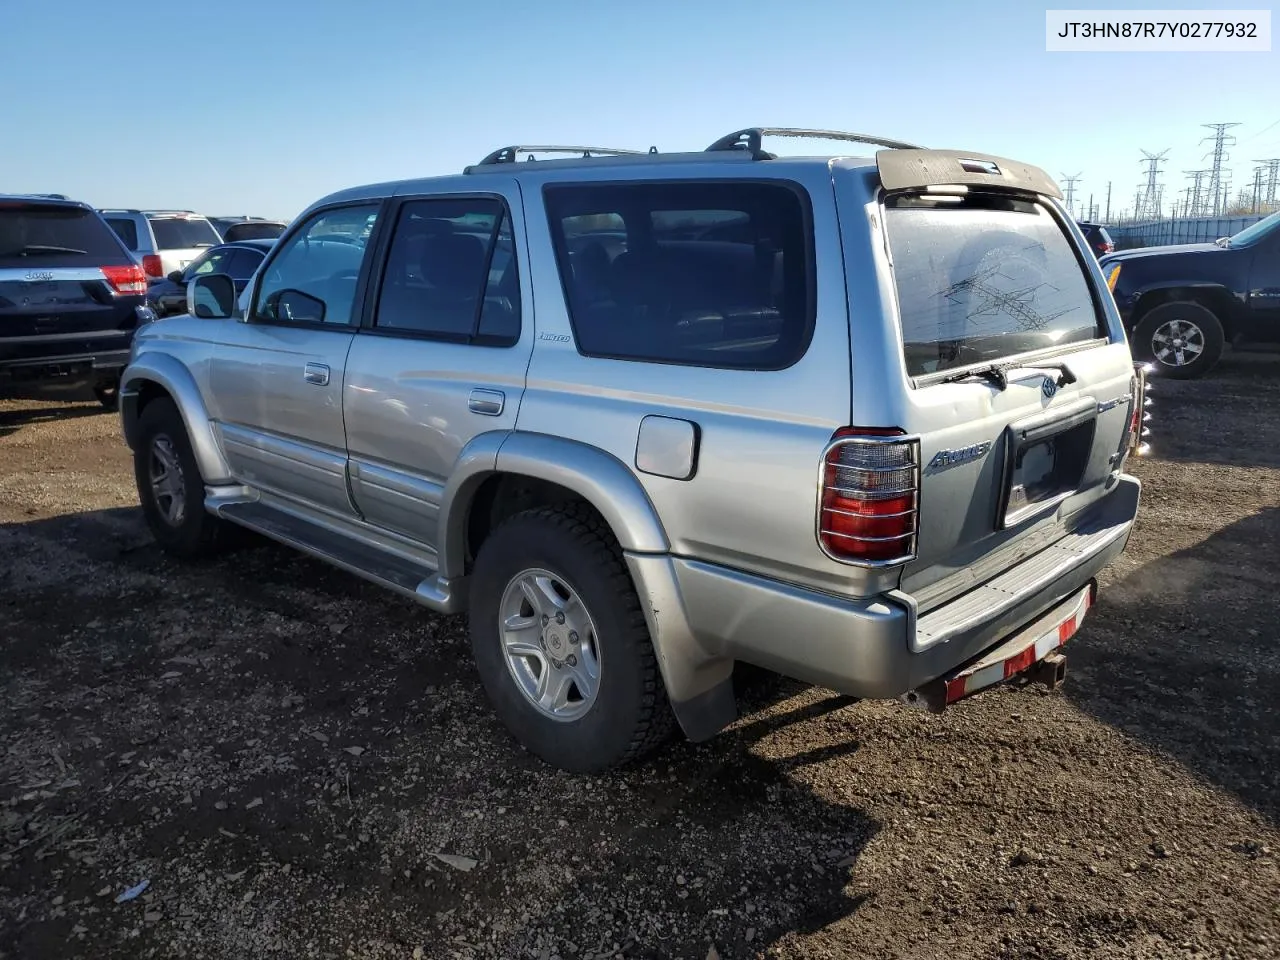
(118, 128, 1149, 773)
(100, 209, 222, 280)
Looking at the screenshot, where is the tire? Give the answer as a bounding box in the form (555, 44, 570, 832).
(133, 397, 232, 559)
(468, 503, 676, 772)
(1133, 301, 1225, 380)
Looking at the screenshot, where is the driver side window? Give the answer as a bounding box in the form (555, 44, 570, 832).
(253, 204, 380, 326)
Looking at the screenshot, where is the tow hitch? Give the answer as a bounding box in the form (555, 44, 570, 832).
(900, 582, 1092, 713)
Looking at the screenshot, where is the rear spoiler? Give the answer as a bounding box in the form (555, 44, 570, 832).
(875, 149, 1063, 200)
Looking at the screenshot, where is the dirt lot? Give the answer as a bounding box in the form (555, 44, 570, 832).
(2, 356, 1279, 960)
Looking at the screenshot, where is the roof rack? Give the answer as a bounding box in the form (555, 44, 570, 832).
(468, 144, 654, 169)
(705, 127, 924, 160)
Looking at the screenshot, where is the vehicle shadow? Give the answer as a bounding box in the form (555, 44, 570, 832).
(1065, 506, 1280, 824)
(1143, 351, 1280, 470)
(494, 691, 878, 960)
(0, 397, 107, 439)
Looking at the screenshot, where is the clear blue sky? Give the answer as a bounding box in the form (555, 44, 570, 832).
(2, 0, 1275, 222)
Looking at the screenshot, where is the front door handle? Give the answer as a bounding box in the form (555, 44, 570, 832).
(468, 388, 505, 416)
(303, 362, 330, 386)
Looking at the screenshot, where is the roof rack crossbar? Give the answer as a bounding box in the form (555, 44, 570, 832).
(470, 144, 652, 168)
(705, 127, 924, 159)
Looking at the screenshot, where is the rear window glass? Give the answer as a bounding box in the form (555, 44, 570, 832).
(104, 217, 139, 250)
(544, 181, 813, 370)
(223, 221, 285, 242)
(0, 205, 129, 267)
(884, 195, 1103, 378)
(148, 216, 221, 250)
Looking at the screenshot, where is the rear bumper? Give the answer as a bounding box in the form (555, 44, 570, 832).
(636, 473, 1139, 705)
(0, 341, 133, 390)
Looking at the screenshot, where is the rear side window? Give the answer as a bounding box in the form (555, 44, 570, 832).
(543, 181, 814, 370)
(373, 197, 521, 345)
(148, 216, 221, 250)
(884, 195, 1103, 378)
(0, 205, 130, 267)
(104, 216, 139, 250)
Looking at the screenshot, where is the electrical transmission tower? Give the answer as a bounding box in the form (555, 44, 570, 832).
(1060, 172, 1083, 218)
(1183, 169, 1213, 217)
(1136, 150, 1168, 220)
(1253, 158, 1280, 207)
(1201, 122, 1241, 216)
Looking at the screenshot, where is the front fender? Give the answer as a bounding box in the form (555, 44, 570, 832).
(436, 431, 671, 580)
(119, 353, 233, 484)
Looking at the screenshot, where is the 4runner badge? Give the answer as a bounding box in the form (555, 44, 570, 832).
(927, 441, 991, 473)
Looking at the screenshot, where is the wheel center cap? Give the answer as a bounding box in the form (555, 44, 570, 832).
(546, 629, 566, 654)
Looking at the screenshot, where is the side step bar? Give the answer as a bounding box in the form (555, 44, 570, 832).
(902, 581, 1094, 713)
(210, 496, 463, 614)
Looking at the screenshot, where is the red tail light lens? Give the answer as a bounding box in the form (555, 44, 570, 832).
(818, 427, 920, 565)
(1123, 362, 1152, 460)
(141, 254, 163, 278)
(101, 263, 148, 296)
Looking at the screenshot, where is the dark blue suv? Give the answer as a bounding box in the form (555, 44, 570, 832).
(0, 195, 155, 408)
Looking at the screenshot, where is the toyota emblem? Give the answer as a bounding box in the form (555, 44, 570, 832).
(1041, 377, 1058, 399)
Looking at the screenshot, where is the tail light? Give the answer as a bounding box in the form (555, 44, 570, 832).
(141, 254, 163, 278)
(818, 427, 920, 566)
(101, 263, 147, 296)
(1124, 362, 1152, 459)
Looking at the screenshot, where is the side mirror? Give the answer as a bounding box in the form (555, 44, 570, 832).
(271, 288, 326, 323)
(187, 273, 236, 319)
(167, 270, 185, 284)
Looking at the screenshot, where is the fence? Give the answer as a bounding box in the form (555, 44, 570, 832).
(1106, 215, 1266, 250)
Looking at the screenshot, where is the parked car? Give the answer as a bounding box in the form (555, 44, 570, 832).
(211, 216, 288, 243)
(119, 130, 1147, 772)
(1100, 209, 1280, 378)
(1, 194, 154, 408)
(1077, 220, 1114, 258)
(99, 209, 222, 281)
(146, 239, 275, 318)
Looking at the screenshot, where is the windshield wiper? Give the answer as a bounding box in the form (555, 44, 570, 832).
(1, 244, 88, 256)
(936, 364, 1009, 390)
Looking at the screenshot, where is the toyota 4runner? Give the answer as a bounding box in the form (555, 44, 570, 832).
(118, 128, 1149, 772)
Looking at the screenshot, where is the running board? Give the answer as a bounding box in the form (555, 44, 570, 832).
(210, 498, 463, 614)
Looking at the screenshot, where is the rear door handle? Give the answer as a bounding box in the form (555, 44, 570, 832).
(303, 362, 330, 386)
(468, 388, 505, 416)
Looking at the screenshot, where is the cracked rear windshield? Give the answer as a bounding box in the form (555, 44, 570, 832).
(884, 194, 1103, 378)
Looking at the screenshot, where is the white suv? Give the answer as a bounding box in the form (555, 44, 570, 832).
(99, 209, 222, 281)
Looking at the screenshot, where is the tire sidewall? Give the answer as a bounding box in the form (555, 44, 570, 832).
(469, 514, 652, 771)
(1135, 302, 1224, 379)
(134, 400, 212, 555)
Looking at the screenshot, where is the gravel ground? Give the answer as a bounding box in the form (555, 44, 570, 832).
(2, 356, 1279, 960)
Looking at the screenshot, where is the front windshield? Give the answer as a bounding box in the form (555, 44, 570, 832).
(1228, 210, 1280, 248)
